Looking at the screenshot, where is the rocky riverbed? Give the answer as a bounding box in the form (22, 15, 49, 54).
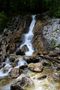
(0, 15, 60, 90)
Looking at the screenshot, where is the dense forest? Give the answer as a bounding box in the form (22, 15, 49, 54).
(0, 0, 60, 32)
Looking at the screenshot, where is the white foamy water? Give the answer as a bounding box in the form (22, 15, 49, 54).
(20, 15, 36, 56)
(5, 58, 10, 64)
(0, 68, 11, 79)
(0, 58, 12, 79)
(33, 78, 56, 90)
(15, 57, 27, 68)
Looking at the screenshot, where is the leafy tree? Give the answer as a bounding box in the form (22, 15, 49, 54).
(0, 0, 60, 17)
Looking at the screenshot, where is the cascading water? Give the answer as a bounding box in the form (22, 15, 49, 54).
(20, 15, 36, 56)
(15, 57, 27, 68)
(0, 16, 60, 90)
(0, 58, 12, 79)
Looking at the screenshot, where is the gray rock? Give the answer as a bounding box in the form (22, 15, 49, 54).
(43, 19, 60, 50)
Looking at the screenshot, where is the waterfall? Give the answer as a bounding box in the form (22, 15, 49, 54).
(20, 15, 36, 56)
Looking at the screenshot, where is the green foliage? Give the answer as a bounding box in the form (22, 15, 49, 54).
(0, 0, 60, 17)
(44, 0, 60, 17)
(0, 12, 8, 32)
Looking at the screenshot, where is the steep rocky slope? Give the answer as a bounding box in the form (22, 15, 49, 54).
(0, 15, 60, 90)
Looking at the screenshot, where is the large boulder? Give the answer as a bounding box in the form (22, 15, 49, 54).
(28, 62, 43, 73)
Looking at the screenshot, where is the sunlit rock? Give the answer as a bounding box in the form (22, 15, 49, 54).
(28, 62, 43, 73)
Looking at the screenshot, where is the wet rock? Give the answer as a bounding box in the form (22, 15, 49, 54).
(11, 75, 34, 90)
(16, 49, 25, 55)
(16, 45, 29, 56)
(20, 45, 29, 53)
(24, 55, 40, 63)
(28, 62, 43, 73)
(18, 60, 27, 69)
(19, 65, 27, 69)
